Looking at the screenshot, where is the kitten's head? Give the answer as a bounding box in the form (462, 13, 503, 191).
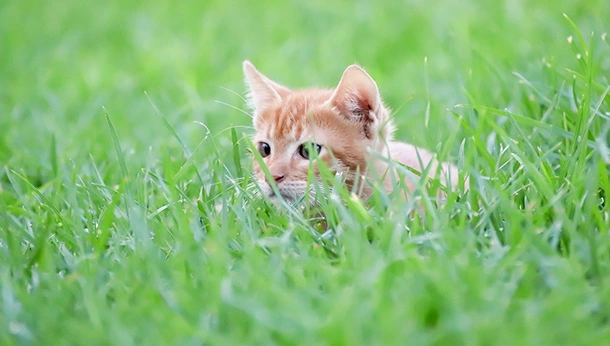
(243, 61, 395, 204)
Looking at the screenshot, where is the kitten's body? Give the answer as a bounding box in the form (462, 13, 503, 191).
(243, 61, 463, 204)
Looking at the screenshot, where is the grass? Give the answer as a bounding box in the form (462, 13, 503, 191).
(1, 0, 610, 344)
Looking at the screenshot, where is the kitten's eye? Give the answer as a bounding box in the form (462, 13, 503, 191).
(257, 142, 271, 157)
(298, 142, 322, 160)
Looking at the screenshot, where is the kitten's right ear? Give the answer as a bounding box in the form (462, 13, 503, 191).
(243, 61, 290, 113)
(328, 64, 383, 138)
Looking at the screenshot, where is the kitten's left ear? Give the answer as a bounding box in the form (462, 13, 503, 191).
(243, 61, 291, 114)
(328, 65, 383, 137)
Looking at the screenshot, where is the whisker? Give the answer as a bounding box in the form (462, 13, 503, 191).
(213, 125, 255, 138)
(214, 100, 253, 118)
(219, 86, 248, 103)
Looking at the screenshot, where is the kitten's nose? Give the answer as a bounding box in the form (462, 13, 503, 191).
(272, 174, 285, 183)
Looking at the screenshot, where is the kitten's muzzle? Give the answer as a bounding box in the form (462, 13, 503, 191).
(268, 174, 285, 184)
(267, 189, 295, 202)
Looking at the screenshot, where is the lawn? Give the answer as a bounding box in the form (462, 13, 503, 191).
(1, 0, 609, 344)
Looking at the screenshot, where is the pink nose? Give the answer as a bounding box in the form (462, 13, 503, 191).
(271, 174, 285, 183)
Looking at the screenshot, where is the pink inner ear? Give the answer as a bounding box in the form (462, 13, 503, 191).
(243, 61, 291, 113)
(330, 65, 380, 121)
(326, 65, 384, 140)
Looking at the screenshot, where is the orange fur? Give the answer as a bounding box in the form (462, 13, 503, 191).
(243, 61, 464, 204)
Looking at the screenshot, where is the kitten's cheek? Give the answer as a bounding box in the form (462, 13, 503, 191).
(259, 180, 272, 195)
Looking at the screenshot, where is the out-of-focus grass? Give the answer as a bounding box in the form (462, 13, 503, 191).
(1, 0, 609, 344)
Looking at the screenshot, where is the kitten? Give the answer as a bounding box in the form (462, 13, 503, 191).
(243, 61, 464, 205)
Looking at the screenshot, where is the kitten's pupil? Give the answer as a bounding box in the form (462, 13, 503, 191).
(257, 142, 271, 157)
(298, 143, 322, 160)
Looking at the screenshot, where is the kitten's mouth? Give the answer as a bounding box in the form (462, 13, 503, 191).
(268, 190, 296, 202)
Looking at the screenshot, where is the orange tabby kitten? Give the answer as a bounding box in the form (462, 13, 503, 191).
(243, 60, 463, 205)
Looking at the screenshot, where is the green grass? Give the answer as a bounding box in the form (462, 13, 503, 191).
(1, 0, 610, 344)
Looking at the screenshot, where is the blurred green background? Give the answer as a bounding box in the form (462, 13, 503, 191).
(1, 0, 607, 176)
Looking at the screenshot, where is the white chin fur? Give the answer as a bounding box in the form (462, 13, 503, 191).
(260, 181, 321, 207)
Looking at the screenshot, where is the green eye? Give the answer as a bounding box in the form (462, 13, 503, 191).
(298, 142, 322, 160)
(257, 142, 271, 157)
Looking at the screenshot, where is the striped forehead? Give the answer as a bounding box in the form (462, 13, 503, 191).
(262, 103, 315, 143)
